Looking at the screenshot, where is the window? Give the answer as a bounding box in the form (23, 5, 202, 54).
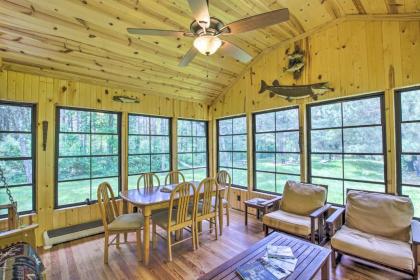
(0, 102, 36, 215)
(128, 114, 171, 188)
(396, 87, 420, 217)
(56, 108, 120, 208)
(217, 116, 247, 188)
(308, 95, 386, 205)
(253, 107, 301, 194)
(177, 119, 208, 181)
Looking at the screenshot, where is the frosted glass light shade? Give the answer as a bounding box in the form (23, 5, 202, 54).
(193, 35, 222, 56)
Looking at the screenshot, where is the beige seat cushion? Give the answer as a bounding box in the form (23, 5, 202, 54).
(345, 190, 414, 242)
(331, 225, 415, 272)
(108, 213, 144, 231)
(262, 209, 316, 236)
(152, 210, 192, 229)
(280, 181, 326, 216)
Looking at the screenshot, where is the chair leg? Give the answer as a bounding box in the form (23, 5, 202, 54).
(265, 225, 269, 236)
(413, 245, 418, 280)
(167, 230, 172, 262)
(152, 223, 157, 249)
(226, 206, 230, 226)
(116, 233, 120, 248)
(136, 230, 142, 262)
(104, 232, 109, 264)
(191, 224, 196, 251)
(195, 222, 200, 249)
(214, 216, 218, 241)
(209, 218, 213, 234)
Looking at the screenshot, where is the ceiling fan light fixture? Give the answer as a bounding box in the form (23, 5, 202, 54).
(193, 35, 222, 56)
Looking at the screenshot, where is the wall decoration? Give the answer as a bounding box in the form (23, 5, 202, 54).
(259, 80, 333, 101)
(112, 95, 140, 103)
(283, 46, 305, 80)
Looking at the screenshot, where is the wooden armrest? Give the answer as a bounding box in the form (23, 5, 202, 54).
(326, 207, 345, 225)
(412, 220, 420, 245)
(0, 224, 38, 248)
(260, 196, 282, 206)
(309, 204, 331, 219)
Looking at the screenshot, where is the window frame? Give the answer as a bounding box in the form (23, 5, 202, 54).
(252, 106, 301, 195)
(177, 118, 209, 181)
(127, 113, 172, 186)
(0, 101, 37, 216)
(216, 115, 248, 189)
(306, 93, 387, 205)
(395, 86, 420, 218)
(54, 106, 122, 209)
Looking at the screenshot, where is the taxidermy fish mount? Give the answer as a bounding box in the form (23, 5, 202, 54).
(112, 95, 140, 103)
(283, 46, 305, 80)
(259, 80, 333, 101)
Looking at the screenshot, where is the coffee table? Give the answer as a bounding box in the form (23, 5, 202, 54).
(198, 232, 331, 280)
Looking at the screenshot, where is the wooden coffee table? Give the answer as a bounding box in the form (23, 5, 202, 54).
(198, 232, 331, 280)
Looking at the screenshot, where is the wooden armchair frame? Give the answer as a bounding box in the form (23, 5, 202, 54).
(216, 170, 232, 227)
(137, 172, 160, 191)
(264, 182, 330, 245)
(326, 189, 419, 279)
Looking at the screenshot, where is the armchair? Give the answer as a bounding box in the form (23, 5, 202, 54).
(262, 181, 330, 244)
(327, 189, 419, 279)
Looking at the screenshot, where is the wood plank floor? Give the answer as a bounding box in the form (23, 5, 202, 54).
(39, 210, 418, 280)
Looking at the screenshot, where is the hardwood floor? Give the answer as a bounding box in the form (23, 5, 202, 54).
(39, 210, 418, 280)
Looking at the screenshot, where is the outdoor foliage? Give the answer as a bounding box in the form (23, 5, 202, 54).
(309, 96, 386, 205)
(128, 115, 170, 189)
(254, 108, 301, 193)
(0, 103, 34, 214)
(218, 116, 247, 187)
(56, 108, 120, 206)
(177, 120, 208, 181)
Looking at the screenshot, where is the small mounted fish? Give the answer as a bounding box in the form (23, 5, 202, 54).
(283, 46, 305, 80)
(259, 80, 333, 101)
(112, 95, 140, 103)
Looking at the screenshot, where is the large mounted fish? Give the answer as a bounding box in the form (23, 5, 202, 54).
(259, 80, 333, 101)
(112, 95, 140, 103)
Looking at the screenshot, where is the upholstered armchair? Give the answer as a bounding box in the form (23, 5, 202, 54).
(262, 181, 330, 244)
(327, 190, 419, 279)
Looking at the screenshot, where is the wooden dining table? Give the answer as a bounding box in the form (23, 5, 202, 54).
(120, 181, 225, 265)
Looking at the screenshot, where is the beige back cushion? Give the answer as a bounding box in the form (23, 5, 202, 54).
(345, 190, 414, 242)
(280, 181, 327, 216)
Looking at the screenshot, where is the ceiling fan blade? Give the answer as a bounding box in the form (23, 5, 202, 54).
(220, 41, 252, 63)
(187, 0, 210, 28)
(127, 28, 190, 36)
(221, 8, 289, 34)
(178, 47, 199, 67)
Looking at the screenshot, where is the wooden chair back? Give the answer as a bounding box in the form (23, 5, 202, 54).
(97, 182, 119, 231)
(165, 171, 185, 185)
(196, 178, 219, 217)
(137, 173, 160, 191)
(216, 170, 231, 201)
(168, 182, 196, 226)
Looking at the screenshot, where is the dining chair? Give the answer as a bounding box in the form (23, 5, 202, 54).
(195, 178, 219, 248)
(137, 172, 160, 191)
(97, 182, 143, 264)
(151, 182, 197, 261)
(216, 170, 232, 227)
(165, 171, 185, 185)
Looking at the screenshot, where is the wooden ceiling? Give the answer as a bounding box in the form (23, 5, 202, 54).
(0, 0, 419, 103)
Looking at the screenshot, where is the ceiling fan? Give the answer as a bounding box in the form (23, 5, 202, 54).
(127, 0, 289, 67)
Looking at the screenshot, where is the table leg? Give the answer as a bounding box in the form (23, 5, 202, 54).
(245, 205, 248, 226)
(257, 209, 260, 220)
(321, 256, 330, 280)
(143, 208, 151, 265)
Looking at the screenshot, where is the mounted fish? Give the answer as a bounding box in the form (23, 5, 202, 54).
(283, 46, 305, 80)
(112, 95, 140, 103)
(259, 80, 333, 101)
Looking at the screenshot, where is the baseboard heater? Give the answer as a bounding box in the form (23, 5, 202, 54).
(43, 220, 104, 250)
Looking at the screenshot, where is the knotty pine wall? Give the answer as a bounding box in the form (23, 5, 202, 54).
(210, 19, 420, 214)
(0, 69, 210, 246)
